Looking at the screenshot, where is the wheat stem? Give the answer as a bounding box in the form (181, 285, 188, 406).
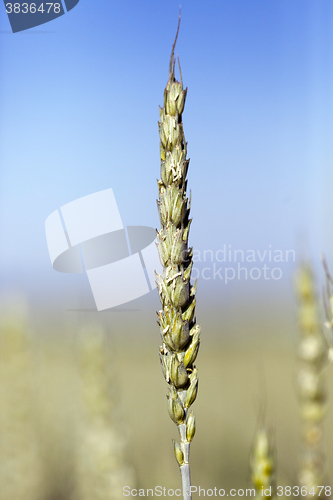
(156, 14, 199, 500)
(180, 465, 192, 500)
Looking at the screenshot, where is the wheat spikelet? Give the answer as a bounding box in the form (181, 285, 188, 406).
(74, 324, 135, 500)
(295, 264, 328, 496)
(250, 426, 275, 500)
(156, 14, 199, 500)
(0, 309, 43, 500)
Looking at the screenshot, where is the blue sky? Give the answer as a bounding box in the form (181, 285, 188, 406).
(1, 0, 333, 311)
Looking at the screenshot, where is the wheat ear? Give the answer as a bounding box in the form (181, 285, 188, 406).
(295, 264, 328, 495)
(250, 426, 276, 500)
(156, 14, 200, 500)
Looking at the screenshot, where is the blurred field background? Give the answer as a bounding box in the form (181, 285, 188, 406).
(0, 285, 332, 499)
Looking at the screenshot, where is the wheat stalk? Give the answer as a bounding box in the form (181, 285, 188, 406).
(322, 256, 333, 361)
(250, 426, 275, 500)
(74, 324, 135, 500)
(156, 14, 200, 500)
(35, 327, 82, 500)
(0, 311, 44, 500)
(295, 264, 328, 496)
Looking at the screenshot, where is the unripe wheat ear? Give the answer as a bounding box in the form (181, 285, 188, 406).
(155, 12, 200, 500)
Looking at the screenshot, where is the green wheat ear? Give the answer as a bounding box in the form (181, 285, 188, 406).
(295, 263, 328, 496)
(155, 13, 200, 500)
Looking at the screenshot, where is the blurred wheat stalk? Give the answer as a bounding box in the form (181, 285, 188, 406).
(0, 311, 44, 500)
(295, 264, 328, 496)
(74, 324, 135, 500)
(156, 15, 200, 500)
(0, 303, 134, 500)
